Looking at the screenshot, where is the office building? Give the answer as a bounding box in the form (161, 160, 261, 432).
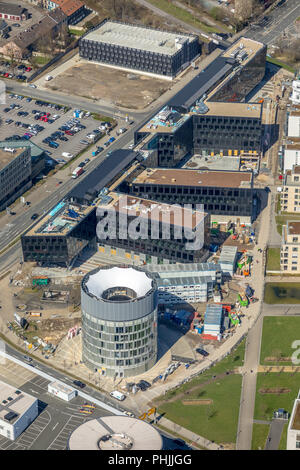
(281, 221, 300, 273)
(81, 266, 158, 377)
(0, 380, 38, 441)
(287, 390, 300, 450)
(126, 168, 254, 224)
(96, 192, 210, 264)
(0, 146, 32, 211)
(287, 109, 300, 137)
(79, 20, 200, 79)
(21, 200, 97, 267)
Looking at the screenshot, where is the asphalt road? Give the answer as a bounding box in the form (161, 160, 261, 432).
(245, 0, 300, 45)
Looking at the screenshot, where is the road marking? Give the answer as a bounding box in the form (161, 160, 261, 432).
(52, 422, 59, 431)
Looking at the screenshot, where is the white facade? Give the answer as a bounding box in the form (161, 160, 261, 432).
(48, 381, 77, 402)
(290, 80, 300, 106)
(0, 380, 38, 440)
(284, 148, 300, 172)
(157, 276, 214, 304)
(287, 391, 300, 450)
(288, 114, 300, 137)
(219, 246, 238, 276)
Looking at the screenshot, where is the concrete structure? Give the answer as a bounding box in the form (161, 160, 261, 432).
(48, 381, 77, 401)
(203, 304, 223, 338)
(287, 390, 300, 450)
(281, 221, 300, 273)
(96, 191, 210, 264)
(281, 165, 300, 213)
(145, 262, 222, 304)
(81, 266, 158, 378)
(126, 168, 254, 224)
(79, 20, 200, 80)
(67, 416, 163, 450)
(0, 145, 32, 211)
(0, 380, 38, 440)
(21, 200, 97, 267)
(219, 245, 238, 276)
(283, 139, 300, 172)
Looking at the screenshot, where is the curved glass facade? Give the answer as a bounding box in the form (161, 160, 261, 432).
(82, 309, 157, 378)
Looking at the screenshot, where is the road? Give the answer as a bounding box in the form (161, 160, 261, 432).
(245, 0, 300, 45)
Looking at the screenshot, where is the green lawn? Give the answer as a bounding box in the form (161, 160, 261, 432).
(251, 423, 270, 450)
(159, 374, 242, 444)
(266, 57, 296, 74)
(260, 316, 300, 365)
(276, 213, 300, 235)
(145, 0, 220, 33)
(69, 28, 84, 36)
(264, 283, 300, 304)
(254, 373, 300, 421)
(278, 423, 288, 450)
(266, 248, 281, 271)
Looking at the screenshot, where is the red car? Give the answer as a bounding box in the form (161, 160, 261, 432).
(4, 73, 9, 78)
(25, 67, 32, 72)
(65, 130, 74, 136)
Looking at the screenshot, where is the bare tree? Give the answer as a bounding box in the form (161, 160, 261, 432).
(234, 0, 254, 22)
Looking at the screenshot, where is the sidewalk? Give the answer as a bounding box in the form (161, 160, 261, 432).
(157, 416, 220, 450)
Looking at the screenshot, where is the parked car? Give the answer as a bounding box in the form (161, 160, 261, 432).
(73, 380, 86, 389)
(196, 348, 209, 357)
(31, 213, 39, 220)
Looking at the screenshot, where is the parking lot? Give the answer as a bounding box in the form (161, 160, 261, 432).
(0, 93, 114, 163)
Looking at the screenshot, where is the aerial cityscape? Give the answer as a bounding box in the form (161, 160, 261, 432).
(0, 0, 300, 455)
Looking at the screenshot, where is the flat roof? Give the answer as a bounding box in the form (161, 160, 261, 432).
(183, 155, 240, 172)
(83, 20, 195, 56)
(138, 106, 190, 134)
(25, 201, 95, 237)
(168, 55, 233, 111)
(287, 221, 300, 236)
(49, 381, 75, 394)
(222, 37, 264, 66)
(0, 140, 44, 158)
(156, 275, 213, 287)
(68, 149, 137, 203)
(97, 192, 207, 230)
(191, 101, 262, 119)
(145, 262, 220, 277)
(68, 416, 163, 450)
(0, 380, 37, 425)
(0, 147, 26, 171)
(132, 168, 253, 188)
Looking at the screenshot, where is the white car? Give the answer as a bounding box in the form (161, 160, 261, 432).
(128, 143, 135, 149)
(62, 152, 74, 159)
(29, 84, 37, 88)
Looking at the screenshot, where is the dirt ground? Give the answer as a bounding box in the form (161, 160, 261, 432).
(46, 62, 170, 109)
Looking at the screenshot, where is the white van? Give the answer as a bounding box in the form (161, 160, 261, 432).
(110, 390, 126, 401)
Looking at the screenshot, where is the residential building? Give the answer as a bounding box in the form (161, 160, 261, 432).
(21, 200, 97, 267)
(287, 390, 300, 450)
(287, 109, 300, 137)
(281, 221, 300, 273)
(0, 20, 9, 37)
(0, 380, 38, 441)
(281, 165, 300, 213)
(0, 146, 32, 211)
(125, 168, 254, 224)
(0, 3, 29, 21)
(290, 76, 300, 106)
(96, 192, 210, 265)
(46, 0, 86, 25)
(0, 8, 67, 58)
(79, 20, 201, 80)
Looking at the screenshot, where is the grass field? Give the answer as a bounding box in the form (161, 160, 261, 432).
(266, 57, 296, 74)
(158, 374, 242, 444)
(254, 373, 300, 421)
(264, 283, 300, 304)
(266, 248, 281, 271)
(251, 423, 270, 450)
(260, 316, 300, 365)
(154, 340, 245, 444)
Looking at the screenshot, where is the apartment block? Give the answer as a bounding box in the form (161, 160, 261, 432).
(281, 165, 300, 213)
(281, 221, 300, 273)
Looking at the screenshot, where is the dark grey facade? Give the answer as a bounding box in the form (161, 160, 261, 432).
(21, 208, 97, 267)
(81, 266, 158, 378)
(0, 147, 31, 211)
(79, 21, 200, 78)
(193, 112, 263, 155)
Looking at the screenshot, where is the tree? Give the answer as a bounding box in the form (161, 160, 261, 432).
(234, 0, 254, 22)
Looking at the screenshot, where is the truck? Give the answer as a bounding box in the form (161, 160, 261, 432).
(72, 167, 84, 179)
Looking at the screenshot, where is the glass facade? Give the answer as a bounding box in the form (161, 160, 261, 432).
(82, 310, 157, 377)
(209, 46, 267, 103)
